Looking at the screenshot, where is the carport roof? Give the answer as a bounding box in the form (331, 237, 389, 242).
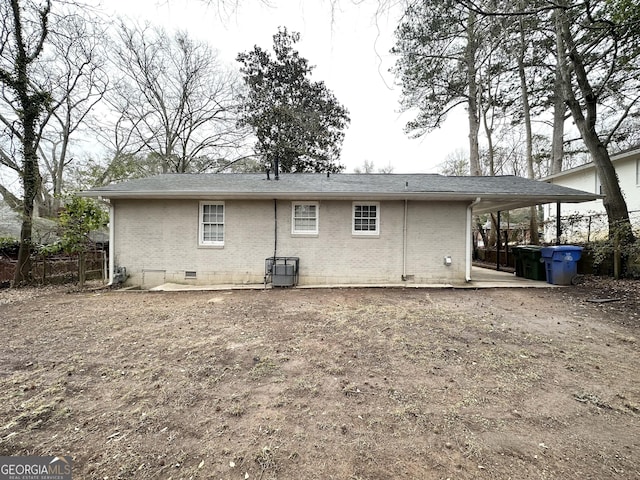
(82, 173, 600, 213)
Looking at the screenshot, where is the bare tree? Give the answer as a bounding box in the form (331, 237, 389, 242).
(0, 0, 51, 284)
(353, 159, 394, 173)
(110, 23, 247, 174)
(353, 159, 376, 173)
(35, 11, 108, 214)
(438, 149, 469, 176)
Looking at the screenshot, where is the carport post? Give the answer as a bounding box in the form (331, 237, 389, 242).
(496, 211, 501, 271)
(556, 202, 561, 244)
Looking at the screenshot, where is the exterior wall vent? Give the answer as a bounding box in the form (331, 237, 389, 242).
(185, 271, 197, 279)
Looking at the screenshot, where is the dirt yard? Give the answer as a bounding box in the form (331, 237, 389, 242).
(0, 278, 638, 479)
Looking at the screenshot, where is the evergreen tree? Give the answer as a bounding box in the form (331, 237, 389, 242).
(237, 28, 350, 173)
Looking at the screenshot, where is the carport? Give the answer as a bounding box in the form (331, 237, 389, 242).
(468, 182, 601, 279)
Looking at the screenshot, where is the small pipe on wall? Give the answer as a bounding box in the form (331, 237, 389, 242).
(273, 199, 278, 259)
(402, 199, 408, 280)
(466, 197, 482, 282)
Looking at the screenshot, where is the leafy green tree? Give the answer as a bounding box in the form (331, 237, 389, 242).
(237, 27, 350, 173)
(59, 196, 107, 287)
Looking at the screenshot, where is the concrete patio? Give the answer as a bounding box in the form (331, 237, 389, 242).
(148, 266, 555, 291)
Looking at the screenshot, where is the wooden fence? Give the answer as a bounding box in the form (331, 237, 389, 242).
(0, 250, 106, 287)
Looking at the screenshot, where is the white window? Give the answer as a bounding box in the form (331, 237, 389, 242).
(352, 202, 379, 236)
(292, 202, 319, 235)
(199, 202, 224, 246)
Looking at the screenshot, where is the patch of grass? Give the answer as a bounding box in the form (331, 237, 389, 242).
(322, 363, 346, 376)
(226, 391, 250, 417)
(4, 397, 62, 432)
(341, 382, 362, 397)
(286, 376, 321, 396)
(249, 358, 279, 379)
(255, 445, 278, 472)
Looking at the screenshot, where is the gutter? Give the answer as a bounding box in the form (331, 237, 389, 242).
(107, 201, 115, 286)
(95, 197, 114, 286)
(466, 197, 482, 282)
(79, 190, 599, 208)
(80, 190, 483, 201)
(402, 199, 408, 280)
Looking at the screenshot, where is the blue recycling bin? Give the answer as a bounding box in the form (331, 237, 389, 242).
(540, 246, 583, 285)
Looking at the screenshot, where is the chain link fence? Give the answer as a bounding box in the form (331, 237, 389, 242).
(543, 210, 640, 244)
(542, 210, 640, 277)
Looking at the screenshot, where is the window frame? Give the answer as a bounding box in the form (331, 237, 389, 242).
(291, 201, 319, 235)
(199, 201, 225, 247)
(352, 202, 380, 236)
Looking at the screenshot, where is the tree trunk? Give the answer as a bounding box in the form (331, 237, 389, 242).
(582, 139, 633, 242)
(489, 213, 499, 248)
(466, 11, 481, 177)
(556, 9, 635, 244)
(516, 19, 539, 244)
(52, 121, 70, 213)
(550, 67, 565, 175)
(481, 89, 495, 176)
(6, 0, 51, 285)
(476, 218, 488, 249)
(15, 122, 40, 285)
(551, 15, 565, 176)
(78, 251, 86, 287)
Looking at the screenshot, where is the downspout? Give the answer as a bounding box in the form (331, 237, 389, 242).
(556, 202, 561, 244)
(273, 199, 278, 258)
(107, 201, 115, 286)
(466, 197, 482, 282)
(402, 199, 408, 281)
(496, 211, 501, 271)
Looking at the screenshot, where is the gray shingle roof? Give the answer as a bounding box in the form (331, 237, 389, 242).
(82, 173, 600, 214)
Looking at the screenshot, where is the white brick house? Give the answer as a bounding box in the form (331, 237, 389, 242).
(83, 173, 597, 288)
(543, 147, 640, 242)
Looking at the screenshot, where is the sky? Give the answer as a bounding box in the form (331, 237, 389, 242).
(106, 0, 468, 173)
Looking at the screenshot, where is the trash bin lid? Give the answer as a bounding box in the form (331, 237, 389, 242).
(541, 245, 583, 261)
(550, 245, 582, 251)
(521, 245, 543, 259)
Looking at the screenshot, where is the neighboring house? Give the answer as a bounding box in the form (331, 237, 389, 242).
(543, 147, 640, 242)
(0, 200, 58, 244)
(82, 173, 597, 288)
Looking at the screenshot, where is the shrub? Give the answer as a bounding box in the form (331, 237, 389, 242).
(0, 237, 20, 256)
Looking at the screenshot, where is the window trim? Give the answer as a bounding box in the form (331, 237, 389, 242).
(199, 201, 225, 247)
(352, 202, 380, 236)
(291, 201, 319, 235)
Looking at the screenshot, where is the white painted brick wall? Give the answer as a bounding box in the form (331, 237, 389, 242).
(113, 198, 469, 288)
